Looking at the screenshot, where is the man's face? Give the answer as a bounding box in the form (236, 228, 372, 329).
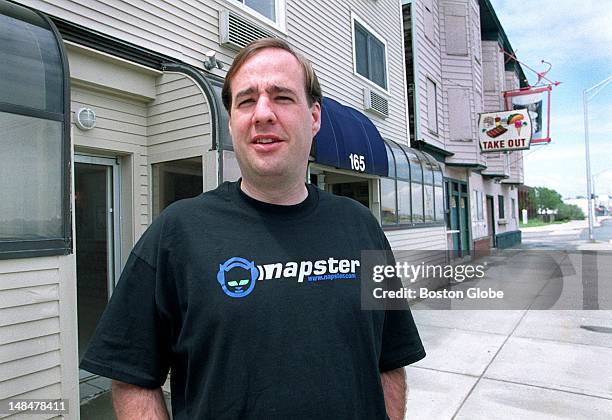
(228, 48, 321, 184)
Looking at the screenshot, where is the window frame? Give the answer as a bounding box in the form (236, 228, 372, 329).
(426, 77, 439, 135)
(0, 3, 72, 260)
(228, 0, 286, 32)
(380, 139, 445, 230)
(351, 12, 390, 93)
(498, 195, 505, 219)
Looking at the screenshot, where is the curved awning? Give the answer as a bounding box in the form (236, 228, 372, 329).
(313, 97, 388, 176)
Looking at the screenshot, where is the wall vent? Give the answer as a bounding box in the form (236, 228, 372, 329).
(220, 9, 275, 50)
(363, 88, 389, 117)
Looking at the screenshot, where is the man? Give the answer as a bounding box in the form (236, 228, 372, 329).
(81, 38, 425, 419)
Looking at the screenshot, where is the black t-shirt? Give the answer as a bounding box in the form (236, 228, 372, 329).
(81, 181, 425, 419)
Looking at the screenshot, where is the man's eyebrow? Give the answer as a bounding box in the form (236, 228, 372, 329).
(234, 87, 255, 100)
(266, 85, 297, 96)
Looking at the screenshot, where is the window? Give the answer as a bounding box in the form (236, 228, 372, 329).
(445, 8, 468, 55)
(232, 0, 281, 24)
(380, 177, 398, 225)
(406, 149, 424, 223)
(380, 140, 444, 227)
(511, 198, 516, 219)
(353, 16, 387, 90)
(0, 2, 70, 258)
(474, 190, 484, 220)
(498, 195, 505, 219)
(447, 87, 472, 141)
(426, 78, 438, 134)
(380, 143, 397, 225)
(423, 0, 435, 42)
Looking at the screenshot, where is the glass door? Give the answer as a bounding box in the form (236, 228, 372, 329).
(74, 155, 120, 360)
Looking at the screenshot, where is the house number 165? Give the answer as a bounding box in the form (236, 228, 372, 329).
(349, 154, 365, 171)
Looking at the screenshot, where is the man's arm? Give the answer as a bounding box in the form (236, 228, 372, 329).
(381, 367, 407, 420)
(112, 380, 170, 420)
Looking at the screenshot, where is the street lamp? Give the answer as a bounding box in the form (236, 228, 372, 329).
(583, 75, 612, 242)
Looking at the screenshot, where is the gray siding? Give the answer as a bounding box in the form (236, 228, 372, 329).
(0, 258, 63, 407)
(503, 71, 524, 184)
(505, 150, 524, 184)
(410, 0, 444, 149)
(481, 40, 504, 112)
(147, 73, 211, 162)
(439, 0, 485, 166)
(287, 0, 409, 143)
(72, 86, 151, 234)
(21, 0, 410, 144)
(385, 226, 447, 250)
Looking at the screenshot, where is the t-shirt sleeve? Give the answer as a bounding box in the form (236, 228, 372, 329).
(379, 309, 426, 372)
(374, 220, 426, 372)
(79, 250, 173, 388)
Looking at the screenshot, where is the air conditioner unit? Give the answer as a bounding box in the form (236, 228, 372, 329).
(363, 88, 389, 117)
(219, 9, 276, 50)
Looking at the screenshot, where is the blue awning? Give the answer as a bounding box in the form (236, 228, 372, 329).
(313, 97, 389, 177)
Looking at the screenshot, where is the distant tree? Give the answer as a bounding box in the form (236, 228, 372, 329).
(556, 203, 585, 221)
(532, 187, 563, 211)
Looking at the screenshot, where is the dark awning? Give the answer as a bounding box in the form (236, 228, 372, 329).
(313, 97, 389, 177)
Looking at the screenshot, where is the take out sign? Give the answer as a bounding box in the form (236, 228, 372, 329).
(478, 110, 532, 152)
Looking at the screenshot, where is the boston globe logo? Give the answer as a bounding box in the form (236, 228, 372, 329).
(216, 257, 260, 298)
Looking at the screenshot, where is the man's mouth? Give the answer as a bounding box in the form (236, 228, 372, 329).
(254, 138, 278, 144)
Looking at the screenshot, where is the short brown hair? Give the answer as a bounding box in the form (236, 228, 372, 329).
(222, 38, 322, 113)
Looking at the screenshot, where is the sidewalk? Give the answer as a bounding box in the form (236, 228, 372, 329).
(405, 248, 612, 419)
(520, 216, 611, 233)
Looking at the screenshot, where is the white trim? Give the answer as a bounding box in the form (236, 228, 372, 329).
(221, 0, 287, 34)
(64, 41, 163, 75)
(350, 12, 391, 95)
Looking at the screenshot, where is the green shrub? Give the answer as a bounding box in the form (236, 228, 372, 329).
(556, 203, 585, 221)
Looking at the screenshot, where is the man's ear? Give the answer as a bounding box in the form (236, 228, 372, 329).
(311, 101, 322, 136)
(228, 119, 233, 137)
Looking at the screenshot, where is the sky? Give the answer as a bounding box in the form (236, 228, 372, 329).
(489, 0, 612, 199)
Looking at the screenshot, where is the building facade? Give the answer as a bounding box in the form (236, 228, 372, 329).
(402, 0, 524, 256)
(0, 0, 452, 416)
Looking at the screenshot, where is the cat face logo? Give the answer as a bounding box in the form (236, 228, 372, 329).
(216, 257, 260, 298)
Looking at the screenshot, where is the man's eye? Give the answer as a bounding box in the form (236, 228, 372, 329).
(276, 96, 293, 102)
(238, 99, 254, 106)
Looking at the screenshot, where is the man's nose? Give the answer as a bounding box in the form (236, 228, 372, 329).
(252, 96, 276, 124)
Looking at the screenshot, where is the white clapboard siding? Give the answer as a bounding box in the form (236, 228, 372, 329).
(21, 0, 410, 145)
(505, 70, 520, 92)
(72, 85, 151, 237)
(147, 73, 211, 162)
(287, 0, 409, 142)
(0, 384, 62, 420)
(72, 87, 149, 148)
(481, 40, 504, 111)
(385, 226, 447, 251)
(483, 152, 508, 177)
(439, 0, 485, 166)
(506, 150, 524, 184)
(18, 0, 233, 68)
(409, 0, 445, 150)
(0, 258, 62, 404)
(0, 367, 61, 401)
(481, 42, 510, 177)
